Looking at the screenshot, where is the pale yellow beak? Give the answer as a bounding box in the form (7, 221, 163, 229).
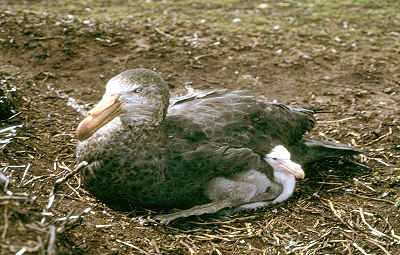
(278, 159, 305, 179)
(76, 94, 123, 141)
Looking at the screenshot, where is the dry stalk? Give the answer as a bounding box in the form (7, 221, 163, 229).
(47, 225, 56, 255)
(179, 239, 195, 255)
(55, 207, 91, 233)
(343, 241, 352, 255)
(359, 208, 388, 239)
(19, 163, 31, 187)
(154, 28, 175, 39)
(369, 157, 393, 167)
(45, 161, 88, 212)
(15, 248, 27, 255)
(364, 127, 392, 146)
(327, 200, 349, 228)
(282, 221, 302, 234)
(318, 117, 357, 124)
(391, 230, 400, 242)
(212, 247, 223, 255)
(54, 161, 88, 189)
(95, 224, 112, 228)
(272, 234, 280, 245)
(195, 233, 232, 242)
(0, 195, 28, 200)
(352, 242, 369, 255)
(350, 193, 395, 205)
(47, 192, 55, 211)
(66, 182, 81, 198)
(367, 238, 391, 255)
(23, 175, 53, 186)
(353, 178, 376, 192)
(150, 239, 161, 254)
(116, 239, 151, 255)
(326, 185, 350, 192)
(1, 206, 8, 240)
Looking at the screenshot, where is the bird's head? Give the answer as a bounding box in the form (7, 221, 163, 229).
(76, 69, 170, 141)
(265, 145, 305, 179)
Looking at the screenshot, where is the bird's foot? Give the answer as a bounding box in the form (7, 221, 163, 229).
(151, 200, 234, 225)
(153, 214, 178, 225)
(217, 201, 270, 217)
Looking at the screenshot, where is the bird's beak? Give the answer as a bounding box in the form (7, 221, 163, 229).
(76, 94, 124, 141)
(278, 159, 305, 179)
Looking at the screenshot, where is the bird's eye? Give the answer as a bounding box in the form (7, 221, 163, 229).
(272, 158, 278, 160)
(133, 87, 143, 93)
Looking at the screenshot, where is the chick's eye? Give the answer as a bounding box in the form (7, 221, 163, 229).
(133, 87, 143, 93)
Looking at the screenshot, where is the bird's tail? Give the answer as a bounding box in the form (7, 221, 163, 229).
(301, 137, 360, 164)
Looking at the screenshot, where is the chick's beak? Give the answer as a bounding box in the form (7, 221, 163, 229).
(76, 94, 124, 141)
(278, 159, 305, 179)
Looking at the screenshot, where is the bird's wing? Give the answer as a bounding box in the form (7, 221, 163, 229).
(167, 90, 315, 150)
(158, 142, 276, 206)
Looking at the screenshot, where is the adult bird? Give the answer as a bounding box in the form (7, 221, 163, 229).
(76, 69, 358, 224)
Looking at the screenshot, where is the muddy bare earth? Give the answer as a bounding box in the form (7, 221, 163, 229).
(1, 1, 400, 254)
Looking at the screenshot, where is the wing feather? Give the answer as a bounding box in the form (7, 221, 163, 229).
(165, 90, 314, 153)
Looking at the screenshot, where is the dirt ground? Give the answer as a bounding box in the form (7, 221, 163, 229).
(1, 0, 400, 254)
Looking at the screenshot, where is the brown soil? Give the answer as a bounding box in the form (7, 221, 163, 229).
(1, 2, 400, 254)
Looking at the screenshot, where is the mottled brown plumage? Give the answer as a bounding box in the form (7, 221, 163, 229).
(76, 69, 358, 223)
